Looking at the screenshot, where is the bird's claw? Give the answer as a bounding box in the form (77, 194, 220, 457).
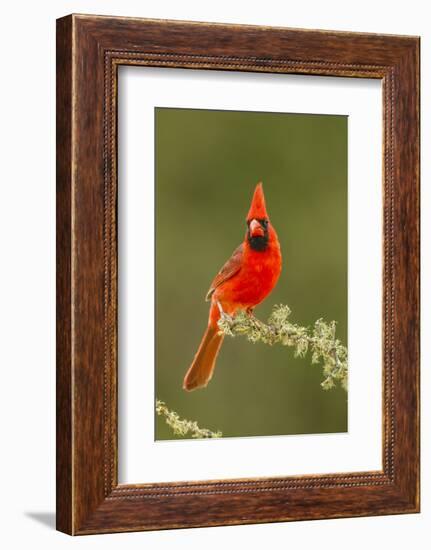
(216, 300, 233, 323)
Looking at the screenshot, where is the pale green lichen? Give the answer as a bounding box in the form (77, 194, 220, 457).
(156, 399, 222, 439)
(217, 304, 348, 392)
(157, 305, 347, 439)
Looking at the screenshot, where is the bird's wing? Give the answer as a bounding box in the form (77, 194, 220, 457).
(205, 243, 243, 301)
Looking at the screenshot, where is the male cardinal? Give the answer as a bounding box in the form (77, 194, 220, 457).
(183, 182, 282, 391)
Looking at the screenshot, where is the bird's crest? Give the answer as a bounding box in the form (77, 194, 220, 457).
(246, 182, 268, 221)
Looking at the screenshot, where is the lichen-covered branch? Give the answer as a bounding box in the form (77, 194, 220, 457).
(217, 304, 348, 391)
(156, 399, 222, 439)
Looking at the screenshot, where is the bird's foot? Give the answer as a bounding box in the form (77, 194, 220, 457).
(216, 300, 233, 323)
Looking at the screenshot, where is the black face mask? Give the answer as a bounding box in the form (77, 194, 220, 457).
(247, 220, 269, 252)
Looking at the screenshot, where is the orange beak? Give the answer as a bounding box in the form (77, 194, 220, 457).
(249, 219, 265, 238)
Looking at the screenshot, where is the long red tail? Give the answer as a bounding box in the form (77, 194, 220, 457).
(183, 324, 224, 391)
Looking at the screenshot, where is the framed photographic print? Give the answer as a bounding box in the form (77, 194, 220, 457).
(56, 14, 420, 535)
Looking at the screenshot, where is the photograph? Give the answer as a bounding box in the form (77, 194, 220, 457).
(50, 11, 420, 537)
(155, 107, 348, 440)
(0, 0, 424, 545)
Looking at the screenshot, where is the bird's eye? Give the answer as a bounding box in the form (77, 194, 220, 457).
(262, 219, 269, 227)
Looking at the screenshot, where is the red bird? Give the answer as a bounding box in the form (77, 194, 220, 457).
(183, 182, 282, 391)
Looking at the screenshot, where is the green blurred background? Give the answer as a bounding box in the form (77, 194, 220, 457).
(155, 107, 347, 440)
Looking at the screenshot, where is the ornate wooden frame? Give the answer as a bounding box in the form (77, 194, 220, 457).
(56, 14, 420, 535)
